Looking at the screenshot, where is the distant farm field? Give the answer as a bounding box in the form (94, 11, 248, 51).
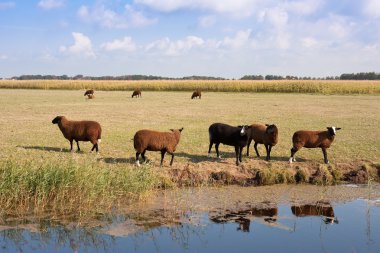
(1, 79, 380, 94)
(0, 89, 379, 213)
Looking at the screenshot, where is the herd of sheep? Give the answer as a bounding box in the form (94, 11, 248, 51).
(52, 89, 341, 166)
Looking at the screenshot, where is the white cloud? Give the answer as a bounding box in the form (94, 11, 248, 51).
(60, 32, 95, 58)
(135, 0, 262, 17)
(146, 36, 204, 56)
(38, 0, 64, 10)
(78, 3, 157, 29)
(101, 37, 137, 52)
(0, 2, 15, 10)
(219, 29, 252, 49)
(282, 0, 324, 16)
(0, 54, 8, 60)
(363, 0, 380, 18)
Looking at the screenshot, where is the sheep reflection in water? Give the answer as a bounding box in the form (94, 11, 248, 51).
(291, 201, 338, 224)
(209, 205, 278, 233)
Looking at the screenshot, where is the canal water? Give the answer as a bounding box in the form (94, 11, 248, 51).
(0, 185, 379, 253)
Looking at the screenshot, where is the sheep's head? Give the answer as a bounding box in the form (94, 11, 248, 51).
(170, 127, 184, 133)
(327, 126, 341, 135)
(238, 125, 251, 136)
(265, 124, 278, 135)
(52, 116, 63, 124)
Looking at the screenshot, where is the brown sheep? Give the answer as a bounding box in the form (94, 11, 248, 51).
(132, 89, 142, 98)
(191, 90, 201, 99)
(84, 89, 94, 96)
(289, 126, 341, 164)
(52, 116, 102, 152)
(134, 128, 183, 166)
(246, 124, 278, 161)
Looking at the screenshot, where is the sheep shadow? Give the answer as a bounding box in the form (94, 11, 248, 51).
(176, 151, 239, 163)
(245, 155, 307, 162)
(175, 152, 210, 163)
(98, 157, 135, 164)
(19, 146, 71, 153)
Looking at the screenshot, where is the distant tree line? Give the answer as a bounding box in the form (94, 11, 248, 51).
(4, 72, 380, 80)
(9, 74, 226, 81)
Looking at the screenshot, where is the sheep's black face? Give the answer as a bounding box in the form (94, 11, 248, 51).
(265, 124, 277, 134)
(238, 125, 251, 136)
(52, 116, 62, 124)
(327, 126, 341, 135)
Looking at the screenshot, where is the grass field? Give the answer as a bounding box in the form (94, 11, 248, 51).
(1, 79, 380, 94)
(0, 89, 379, 213)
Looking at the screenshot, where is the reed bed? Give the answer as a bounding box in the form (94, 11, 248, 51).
(1, 79, 380, 94)
(0, 158, 162, 214)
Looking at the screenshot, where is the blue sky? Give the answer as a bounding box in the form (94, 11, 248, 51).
(0, 0, 379, 78)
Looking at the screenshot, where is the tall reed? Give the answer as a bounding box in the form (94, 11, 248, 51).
(0, 158, 161, 214)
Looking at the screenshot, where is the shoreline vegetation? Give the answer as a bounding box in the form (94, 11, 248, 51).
(1, 79, 380, 94)
(0, 155, 379, 215)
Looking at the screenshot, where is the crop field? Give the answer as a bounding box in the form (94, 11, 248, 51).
(1, 79, 380, 94)
(0, 87, 379, 214)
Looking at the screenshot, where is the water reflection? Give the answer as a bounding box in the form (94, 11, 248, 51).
(291, 201, 338, 224)
(0, 199, 379, 253)
(209, 203, 278, 233)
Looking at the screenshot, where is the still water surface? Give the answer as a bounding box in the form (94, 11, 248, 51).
(1, 186, 379, 253)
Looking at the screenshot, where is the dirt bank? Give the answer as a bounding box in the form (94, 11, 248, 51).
(159, 159, 380, 187)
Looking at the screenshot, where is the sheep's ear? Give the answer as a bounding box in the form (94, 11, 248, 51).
(246, 125, 251, 129)
(237, 125, 243, 128)
(170, 129, 174, 132)
(179, 127, 184, 132)
(336, 127, 342, 130)
(265, 124, 270, 127)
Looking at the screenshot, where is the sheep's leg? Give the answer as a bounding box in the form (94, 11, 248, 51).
(160, 150, 166, 166)
(215, 143, 221, 158)
(289, 147, 298, 163)
(76, 141, 80, 152)
(235, 146, 240, 165)
(267, 145, 273, 161)
(254, 142, 260, 157)
(239, 146, 243, 163)
(208, 142, 213, 157)
(90, 140, 98, 152)
(322, 148, 329, 164)
(135, 152, 141, 166)
(169, 152, 175, 166)
(69, 140, 74, 152)
(246, 139, 252, 156)
(265, 145, 271, 161)
(141, 150, 147, 162)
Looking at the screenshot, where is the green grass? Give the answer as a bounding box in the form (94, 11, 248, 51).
(1, 79, 380, 94)
(0, 89, 379, 213)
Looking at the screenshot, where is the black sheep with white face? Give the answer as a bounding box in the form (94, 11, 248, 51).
(208, 123, 251, 166)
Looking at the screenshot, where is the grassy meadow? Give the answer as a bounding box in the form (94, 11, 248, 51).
(0, 87, 379, 214)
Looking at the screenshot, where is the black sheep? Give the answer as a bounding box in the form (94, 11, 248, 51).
(208, 123, 251, 165)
